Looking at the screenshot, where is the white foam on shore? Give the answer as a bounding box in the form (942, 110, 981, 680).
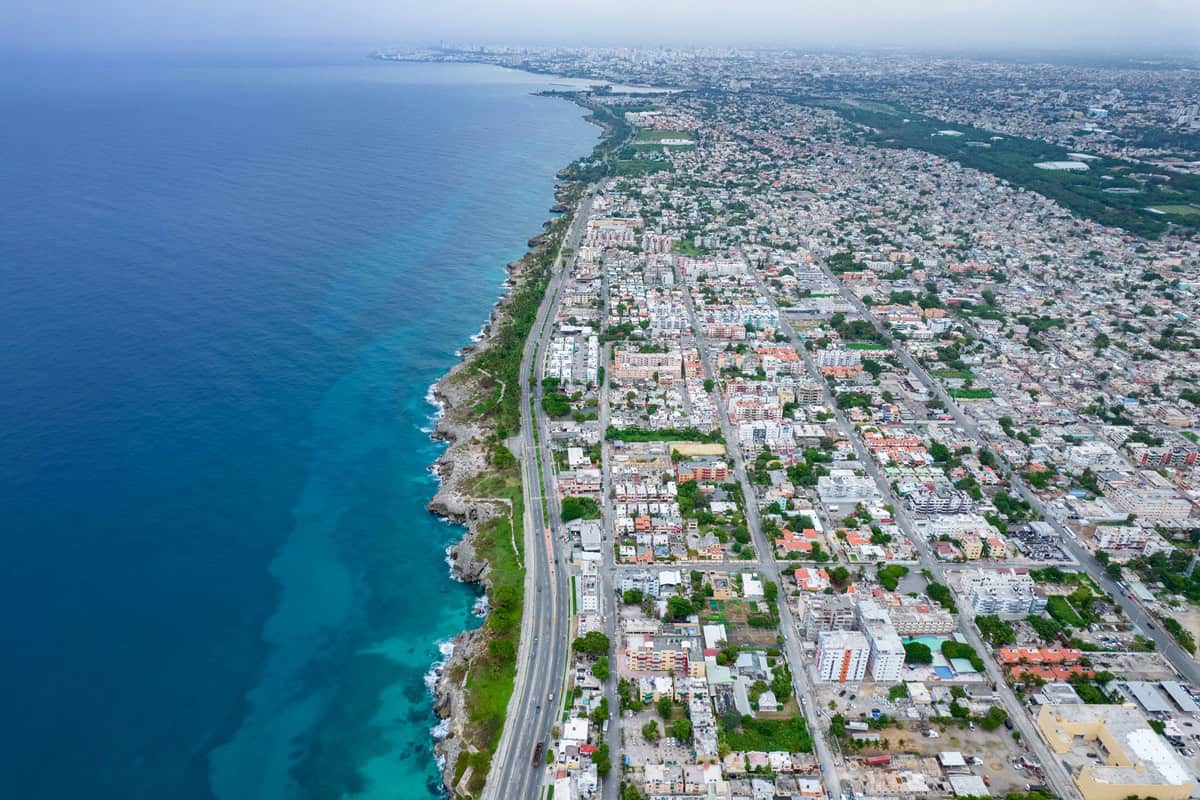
(472, 593, 490, 618)
(424, 638, 456, 698)
(422, 382, 445, 433)
(444, 544, 463, 582)
(430, 716, 451, 741)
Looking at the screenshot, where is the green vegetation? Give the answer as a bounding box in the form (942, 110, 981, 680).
(1148, 204, 1200, 218)
(670, 717, 693, 743)
(942, 640, 985, 672)
(573, 630, 612, 657)
(471, 214, 573, 437)
(1163, 617, 1197, 654)
(453, 474, 528, 794)
(1046, 595, 1085, 627)
(1128, 550, 1200, 606)
(1026, 614, 1067, 643)
(877, 564, 909, 591)
(635, 128, 692, 143)
(786, 447, 834, 487)
(949, 387, 995, 400)
(718, 714, 813, 753)
(800, 97, 1200, 238)
(926, 581, 957, 612)
(976, 614, 1017, 646)
(904, 641, 933, 664)
(605, 425, 724, 443)
(560, 495, 601, 522)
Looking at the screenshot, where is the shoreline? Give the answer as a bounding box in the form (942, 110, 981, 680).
(420, 87, 617, 796)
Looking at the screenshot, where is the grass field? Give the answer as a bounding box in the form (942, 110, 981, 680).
(1148, 204, 1200, 218)
(948, 387, 995, 399)
(636, 128, 693, 143)
(1047, 595, 1084, 627)
(614, 159, 673, 177)
(844, 341, 889, 350)
(719, 715, 813, 753)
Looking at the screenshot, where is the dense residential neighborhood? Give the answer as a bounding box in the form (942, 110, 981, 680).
(389, 45, 1200, 800)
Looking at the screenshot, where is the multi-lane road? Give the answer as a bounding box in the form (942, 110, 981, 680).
(817, 260, 1200, 687)
(752, 265, 1085, 800)
(484, 190, 595, 800)
(487, 204, 1191, 800)
(680, 282, 845, 800)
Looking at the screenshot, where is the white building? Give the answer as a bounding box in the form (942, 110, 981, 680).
(817, 469, 879, 505)
(857, 600, 906, 684)
(816, 630, 870, 683)
(960, 568, 1047, 616)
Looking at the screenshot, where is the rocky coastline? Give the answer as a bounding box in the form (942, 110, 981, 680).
(423, 91, 614, 796)
(424, 233, 554, 794)
(426, 302, 507, 794)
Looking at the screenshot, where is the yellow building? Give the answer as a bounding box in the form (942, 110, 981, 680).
(955, 533, 983, 560)
(1037, 704, 1196, 800)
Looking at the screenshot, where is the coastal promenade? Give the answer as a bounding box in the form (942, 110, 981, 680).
(484, 189, 595, 800)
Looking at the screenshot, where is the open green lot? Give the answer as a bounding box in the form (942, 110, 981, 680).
(1148, 204, 1200, 218)
(635, 128, 693, 142)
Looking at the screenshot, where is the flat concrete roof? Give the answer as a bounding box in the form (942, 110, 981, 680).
(1127, 681, 1173, 714)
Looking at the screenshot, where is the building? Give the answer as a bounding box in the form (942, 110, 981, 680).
(1037, 704, 1196, 800)
(612, 348, 683, 384)
(625, 633, 703, 677)
(888, 603, 958, 636)
(816, 630, 870, 683)
(817, 469, 879, 505)
(908, 487, 972, 514)
(960, 568, 1046, 616)
(676, 458, 729, 483)
(857, 600, 906, 684)
(801, 593, 857, 639)
(1093, 525, 1151, 552)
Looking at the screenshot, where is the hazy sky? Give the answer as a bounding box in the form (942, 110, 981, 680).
(5, 0, 1199, 55)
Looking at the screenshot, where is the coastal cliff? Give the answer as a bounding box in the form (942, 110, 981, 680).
(425, 223, 566, 796)
(424, 91, 621, 797)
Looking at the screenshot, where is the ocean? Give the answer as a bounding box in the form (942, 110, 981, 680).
(0, 57, 596, 799)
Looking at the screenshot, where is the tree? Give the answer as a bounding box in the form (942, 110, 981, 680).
(593, 742, 612, 775)
(829, 566, 851, 589)
(670, 717, 693, 742)
(980, 706, 1008, 731)
(573, 631, 611, 656)
(641, 719, 660, 743)
(1105, 562, 1123, 580)
(904, 641, 933, 664)
(657, 695, 674, 720)
(667, 595, 694, 620)
(592, 656, 610, 682)
(623, 588, 644, 605)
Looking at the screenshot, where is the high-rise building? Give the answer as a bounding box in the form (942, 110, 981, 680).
(857, 600, 906, 684)
(801, 593, 856, 639)
(816, 630, 870, 683)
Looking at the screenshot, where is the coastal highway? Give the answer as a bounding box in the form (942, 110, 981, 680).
(680, 282, 844, 800)
(810, 261, 1200, 686)
(484, 189, 595, 800)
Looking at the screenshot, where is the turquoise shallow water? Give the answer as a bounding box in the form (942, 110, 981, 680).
(0, 57, 596, 799)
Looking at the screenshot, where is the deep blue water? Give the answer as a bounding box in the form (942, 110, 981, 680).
(0, 58, 596, 799)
